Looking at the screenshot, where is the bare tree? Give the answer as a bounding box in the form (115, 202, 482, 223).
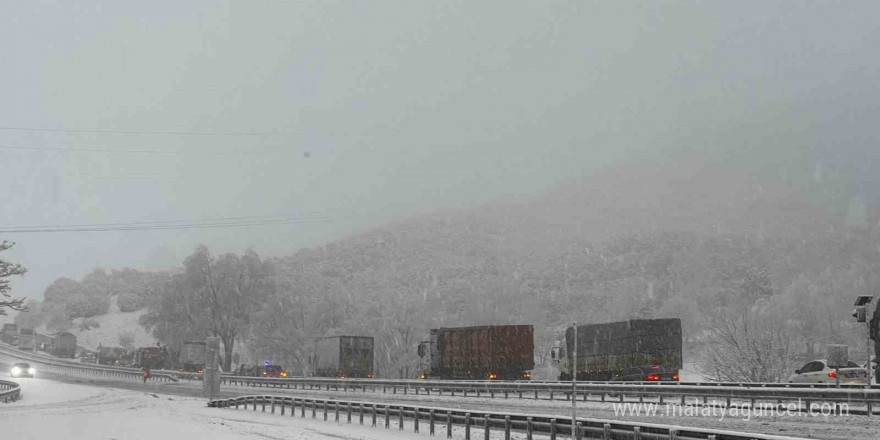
(702, 309, 797, 383)
(0, 241, 27, 315)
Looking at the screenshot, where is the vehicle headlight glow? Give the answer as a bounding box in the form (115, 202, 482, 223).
(11, 366, 21, 376)
(28, 368, 36, 375)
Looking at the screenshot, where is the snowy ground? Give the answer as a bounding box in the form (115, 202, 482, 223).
(1, 376, 428, 440)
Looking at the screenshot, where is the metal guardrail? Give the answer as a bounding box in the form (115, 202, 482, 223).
(0, 379, 21, 403)
(208, 394, 811, 440)
(0, 344, 179, 383)
(0, 342, 203, 380)
(218, 376, 880, 416)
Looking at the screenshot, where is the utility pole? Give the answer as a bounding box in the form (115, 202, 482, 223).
(571, 322, 577, 430)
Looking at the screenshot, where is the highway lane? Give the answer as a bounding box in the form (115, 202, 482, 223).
(4, 360, 879, 440)
(0, 363, 428, 440)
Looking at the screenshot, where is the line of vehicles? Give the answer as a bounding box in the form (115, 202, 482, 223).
(1, 324, 77, 358)
(242, 319, 684, 382)
(95, 342, 203, 372)
(7, 319, 871, 384)
(3, 320, 686, 381)
(416, 319, 683, 382)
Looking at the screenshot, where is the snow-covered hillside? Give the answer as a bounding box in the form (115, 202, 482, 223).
(38, 295, 155, 350)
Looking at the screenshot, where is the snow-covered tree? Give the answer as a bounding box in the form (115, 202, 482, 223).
(142, 246, 274, 371)
(0, 241, 27, 316)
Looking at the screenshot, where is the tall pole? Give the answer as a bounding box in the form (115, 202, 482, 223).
(571, 322, 577, 429)
(868, 317, 873, 386)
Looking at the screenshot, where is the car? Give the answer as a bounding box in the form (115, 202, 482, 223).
(253, 365, 288, 378)
(617, 365, 680, 382)
(788, 359, 869, 384)
(10, 362, 36, 378)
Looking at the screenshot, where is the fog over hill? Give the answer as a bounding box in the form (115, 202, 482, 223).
(10, 152, 880, 378)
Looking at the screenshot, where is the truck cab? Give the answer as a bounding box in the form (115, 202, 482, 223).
(550, 340, 571, 379)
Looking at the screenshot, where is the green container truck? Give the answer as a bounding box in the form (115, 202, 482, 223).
(551, 318, 682, 381)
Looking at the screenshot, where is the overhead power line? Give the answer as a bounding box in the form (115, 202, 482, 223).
(0, 143, 297, 155)
(0, 213, 352, 234)
(0, 126, 291, 136)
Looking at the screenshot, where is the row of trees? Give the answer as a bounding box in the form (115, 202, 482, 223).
(11, 221, 879, 382)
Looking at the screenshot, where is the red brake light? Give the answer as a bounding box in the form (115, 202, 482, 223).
(522, 373, 531, 379)
(672, 374, 680, 381)
(828, 371, 837, 379)
(338, 373, 346, 379)
(646, 374, 660, 381)
(366, 373, 374, 379)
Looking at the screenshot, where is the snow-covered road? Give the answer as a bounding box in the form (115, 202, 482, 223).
(0, 376, 423, 440)
(4, 362, 880, 440)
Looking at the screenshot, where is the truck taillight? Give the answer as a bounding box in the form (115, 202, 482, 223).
(366, 373, 374, 379)
(828, 371, 837, 379)
(521, 372, 531, 380)
(672, 374, 679, 381)
(488, 373, 498, 380)
(646, 374, 660, 381)
(338, 373, 347, 379)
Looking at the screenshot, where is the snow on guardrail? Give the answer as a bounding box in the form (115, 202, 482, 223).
(0, 343, 180, 383)
(0, 378, 21, 403)
(208, 394, 812, 440)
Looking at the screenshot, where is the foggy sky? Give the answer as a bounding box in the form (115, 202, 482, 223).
(2, 1, 879, 307)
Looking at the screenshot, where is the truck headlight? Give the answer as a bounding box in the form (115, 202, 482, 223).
(28, 368, 36, 375)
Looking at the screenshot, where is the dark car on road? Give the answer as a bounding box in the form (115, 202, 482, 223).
(618, 365, 679, 382)
(253, 365, 288, 378)
(10, 362, 35, 378)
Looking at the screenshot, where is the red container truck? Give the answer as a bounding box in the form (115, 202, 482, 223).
(418, 325, 534, 380)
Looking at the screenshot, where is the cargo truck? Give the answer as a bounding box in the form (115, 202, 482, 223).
(418, 325, 534, 380)
(550, 318, 682, 381)
(311, 336, 374, 378)
(178, 341, 206, 372)
(98, 346, 129, 366)
(1, 324, 19, 345)
(17, 328, 36, 352)
(52, 332, 77, 358)
(135, 346, 170, 369)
